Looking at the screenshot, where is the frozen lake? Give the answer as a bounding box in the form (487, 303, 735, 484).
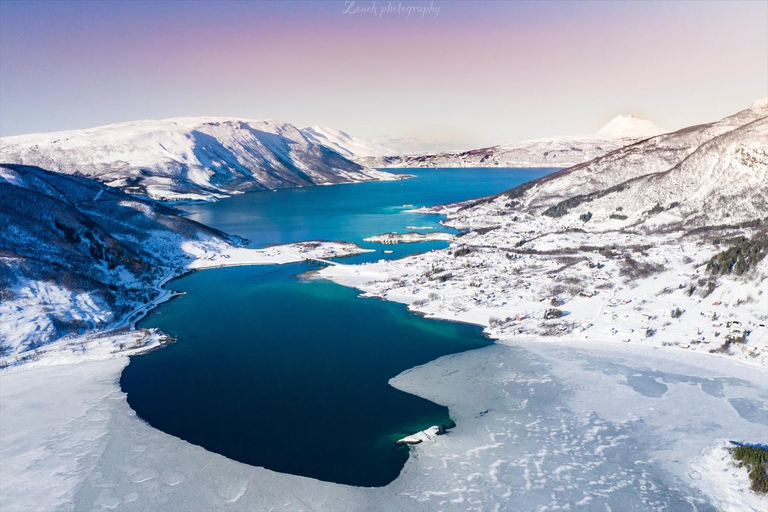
(123, 168, 553, 486)
(123, 264, 491, 486)
(9, 335, 764, 510)
(109, 168, 767, 508)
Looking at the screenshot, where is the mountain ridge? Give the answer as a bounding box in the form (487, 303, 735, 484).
(490, 97, 768, 217)
(357, 114, 667, 169)
(300, 125, 402, 159)
(0, 117, 402, 202)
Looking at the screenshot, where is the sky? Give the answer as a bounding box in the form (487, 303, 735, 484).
(1, 0, 766, 151)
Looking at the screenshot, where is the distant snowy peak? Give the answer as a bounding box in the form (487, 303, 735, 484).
(479, 98, 768, 229)
(300, 126, 402, 159)
(358, 135, 628, 170)
(595, 115, 667, 140)
(0, 117, 402, 201)
(359, 115, 667, 170)
(750, 97, 768, 111)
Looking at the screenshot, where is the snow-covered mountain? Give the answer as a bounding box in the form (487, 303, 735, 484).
(357, 115, 667, 169)
(322, 99, 768, 371)
(0, 164, 240, 353)
(557, 116, 768, 229)
(595, 115, 666, 139)
(487, 97, 768, 226)
(0, 118, 402, 202)
(300, 126, 401, 159)
(0, 164, 371, 361)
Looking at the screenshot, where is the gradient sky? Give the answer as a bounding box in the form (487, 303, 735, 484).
(1, 1, 766, 151)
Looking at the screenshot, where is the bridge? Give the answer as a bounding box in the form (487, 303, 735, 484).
(304, 257, 339, 267)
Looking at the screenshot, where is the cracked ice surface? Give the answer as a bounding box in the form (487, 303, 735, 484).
(1, 341, 766, 511)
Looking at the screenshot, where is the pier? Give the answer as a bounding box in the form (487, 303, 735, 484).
(305, 258, 338, 267)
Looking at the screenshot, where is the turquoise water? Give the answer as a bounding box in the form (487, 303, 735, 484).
(121, 168, 556, 487)
(181, 167, 555, 262)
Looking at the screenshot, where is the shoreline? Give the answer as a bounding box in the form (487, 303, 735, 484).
(159, 170, 414, 205)
(318, 258, 768, 370)
(2, 242, 765, 511)
(3, 318, 764, 510)
(0, 240, 372, 373)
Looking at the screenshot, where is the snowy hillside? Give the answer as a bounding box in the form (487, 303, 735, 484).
(357, 115, 666, 169)
(0, 164, 370, 363)
(485, 97, 768, 216)
(0, 164, 237, 355)
(322, 99, 768, 366)
(300, 126, 401, 159)
(562, 117, 768, 230)
(0, 118, 402, 202)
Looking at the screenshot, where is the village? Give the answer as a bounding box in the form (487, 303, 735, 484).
(323, 203, 768, 367)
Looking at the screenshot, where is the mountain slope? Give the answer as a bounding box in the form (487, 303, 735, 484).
(0, 118, 401, 202)
(529, 116, 768, 230)
(493, 98, 768, 216)
(300, 126, 401, 159)
(0, 164, 239, 353)
(321, 99, 768, 369)
(357, 115, 666, 169)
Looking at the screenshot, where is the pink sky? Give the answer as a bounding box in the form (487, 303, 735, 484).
(1, 1, 766, 150)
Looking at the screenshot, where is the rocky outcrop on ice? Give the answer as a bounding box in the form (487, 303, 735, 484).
(300, 126, 402, 159)
(396, 425, 447, 444)
(357, 115, 666, 170)
(0, 118, 402, 202)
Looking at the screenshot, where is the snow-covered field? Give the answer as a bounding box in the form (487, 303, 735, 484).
(320, 228, 768, 367)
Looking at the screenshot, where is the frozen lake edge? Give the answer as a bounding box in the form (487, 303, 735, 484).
(2, 337, 766, 511)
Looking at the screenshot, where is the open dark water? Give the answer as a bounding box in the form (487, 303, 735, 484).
(121, 168, 556, 486)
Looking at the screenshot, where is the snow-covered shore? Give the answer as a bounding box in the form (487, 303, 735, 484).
(0, 241, 371, 371)
(689, 440, 767, 512)
(2, 227, 765, 511)
(319, 230, 768, 368)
